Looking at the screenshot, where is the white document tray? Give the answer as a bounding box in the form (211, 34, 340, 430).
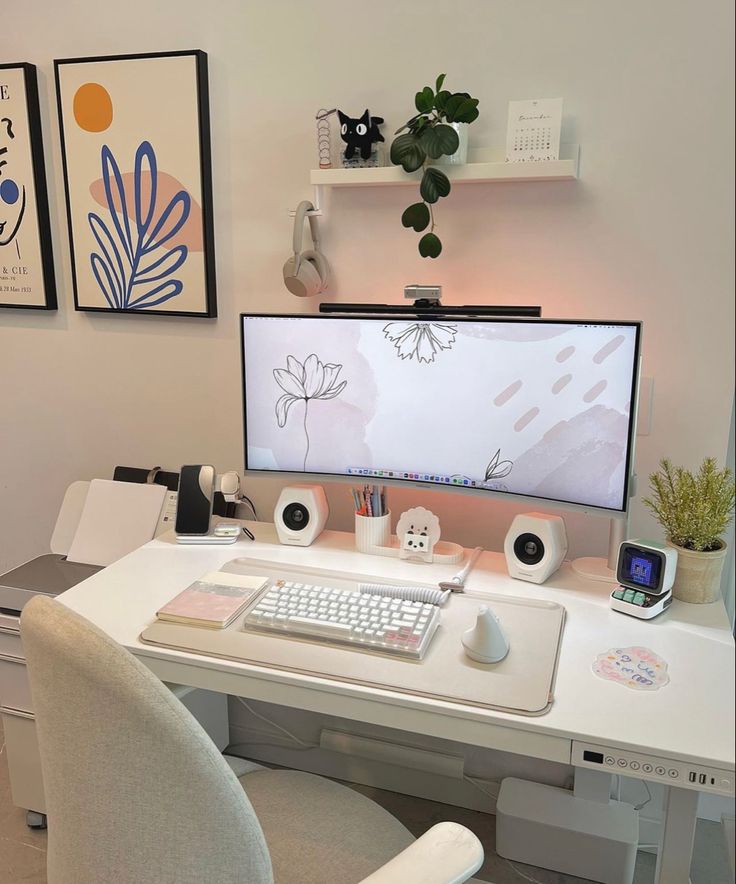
(141, 557, 565, 716)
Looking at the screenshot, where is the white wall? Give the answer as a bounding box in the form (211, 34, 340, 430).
(1, 0, 734, 573)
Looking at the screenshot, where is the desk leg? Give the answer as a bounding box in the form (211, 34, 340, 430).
(654, 786, 698, 884)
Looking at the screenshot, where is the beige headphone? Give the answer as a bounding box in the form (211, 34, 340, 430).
(283, 201, 330, 297)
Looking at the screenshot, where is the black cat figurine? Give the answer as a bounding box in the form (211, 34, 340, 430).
(337, 109, 385, 161)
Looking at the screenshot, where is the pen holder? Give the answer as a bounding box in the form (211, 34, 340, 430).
(355, 511, 392, 554)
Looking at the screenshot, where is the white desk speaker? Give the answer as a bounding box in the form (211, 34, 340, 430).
(274, 485, 329, 546)
(504, 513, 568, 584)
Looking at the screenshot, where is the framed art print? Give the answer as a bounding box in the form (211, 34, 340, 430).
(55, 50, 217, 317)
(0, 63, 57, 310)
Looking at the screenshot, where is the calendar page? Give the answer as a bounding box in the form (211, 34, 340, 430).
(506, 98, 563, 162)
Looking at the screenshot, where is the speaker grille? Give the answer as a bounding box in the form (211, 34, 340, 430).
(282, 502, 310, 532)
(514, 533, 545, 565)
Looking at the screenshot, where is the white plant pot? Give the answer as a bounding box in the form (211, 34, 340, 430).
(436, 122, 469, 165)
(668, 540, 728, 604)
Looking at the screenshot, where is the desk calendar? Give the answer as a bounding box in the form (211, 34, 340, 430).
(506, 98, 563, 162)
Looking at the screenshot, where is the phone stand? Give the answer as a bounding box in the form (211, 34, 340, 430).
(175, 532, 239, 545)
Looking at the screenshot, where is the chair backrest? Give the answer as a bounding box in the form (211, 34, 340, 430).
(21, 596, 273, 884)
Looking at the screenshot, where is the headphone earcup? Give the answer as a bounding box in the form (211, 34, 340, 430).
(283, 254, 323, 298)
(300, 249, 330, 291)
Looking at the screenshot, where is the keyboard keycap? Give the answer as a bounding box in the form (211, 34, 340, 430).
(243, 579, 440, 659)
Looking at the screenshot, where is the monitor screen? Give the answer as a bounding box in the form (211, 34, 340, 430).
(240, 314, 641, 513)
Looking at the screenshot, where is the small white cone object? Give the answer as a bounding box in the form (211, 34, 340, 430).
(462, 605, 509, 663)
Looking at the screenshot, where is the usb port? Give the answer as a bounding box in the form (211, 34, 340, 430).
(699, 774, 707, 784)
(689, 772, 697, 782)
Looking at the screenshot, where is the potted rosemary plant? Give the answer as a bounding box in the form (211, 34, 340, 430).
(390, 74, 480, 258)
(643, 457, 735, 603)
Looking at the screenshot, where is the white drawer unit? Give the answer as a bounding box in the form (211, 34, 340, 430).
(0, 624, 23, 660)
(572, 741, 735, 797)
(0, 654, 33, 713)
(1, 706, 46, 815)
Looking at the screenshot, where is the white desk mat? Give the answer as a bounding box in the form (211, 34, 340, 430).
(140, 558, 565, 716)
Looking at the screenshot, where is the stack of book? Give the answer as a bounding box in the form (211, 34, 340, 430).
(156, 570, 268, 629)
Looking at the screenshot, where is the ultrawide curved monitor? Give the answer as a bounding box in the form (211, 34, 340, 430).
(240, 313, 641, 514)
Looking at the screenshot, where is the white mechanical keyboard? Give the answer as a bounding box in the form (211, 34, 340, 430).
(242, 579, 441, 660)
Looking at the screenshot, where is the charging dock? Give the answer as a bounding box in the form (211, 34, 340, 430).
(496, 778, 639, 884)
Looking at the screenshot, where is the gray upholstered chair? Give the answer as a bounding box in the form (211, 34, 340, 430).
(21, 596, 485, 884)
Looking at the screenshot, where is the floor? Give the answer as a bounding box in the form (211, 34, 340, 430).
(1, 719, 732, 883)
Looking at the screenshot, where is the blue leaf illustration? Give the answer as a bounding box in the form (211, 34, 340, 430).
(134, 141, 157, 234)
(133, 244, 187, 285)
(90, 253, 120, 308)
(127, 279, 183, 309)
(89, 141, 190, 310)
(141, 191, 191, 254)
(88, 212, 125, 301)
(101, 145, 133, 264)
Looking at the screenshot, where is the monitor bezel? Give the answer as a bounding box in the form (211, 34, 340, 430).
(239, 312, 642, 516)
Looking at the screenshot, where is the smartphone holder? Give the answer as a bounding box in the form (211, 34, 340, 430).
(175, 532, 239, 545)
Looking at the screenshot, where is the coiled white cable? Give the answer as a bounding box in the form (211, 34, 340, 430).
(359, 583, 450, 606)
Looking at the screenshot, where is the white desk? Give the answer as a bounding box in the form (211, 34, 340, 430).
(58, 523, 735, 883)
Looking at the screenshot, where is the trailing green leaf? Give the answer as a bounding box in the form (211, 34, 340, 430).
(418, 232, 442, 258)
(419, 124, 459, 159)
(390, 74, 479, 258)
(420, 167, 451, 204)
(401, 202, 430, 232)
(415, 86, 434, 113)
(453, 97, 480, 124)
(390, 133, 426, 172)
(434, 90, 451, 113)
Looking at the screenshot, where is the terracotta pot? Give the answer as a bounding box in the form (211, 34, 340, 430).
(668, 540, 728, 604)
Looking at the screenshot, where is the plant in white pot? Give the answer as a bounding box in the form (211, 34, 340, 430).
(390, 74, 480, 258)
(643, 457, 735, 604)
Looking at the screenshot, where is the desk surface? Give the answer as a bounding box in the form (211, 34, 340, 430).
(57, 523, 735, 774)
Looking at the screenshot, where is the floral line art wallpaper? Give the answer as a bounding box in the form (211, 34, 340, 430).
(244, 316, 639, 510)
(383, 320, 457, 363)
(55, 51, 216, 316)
(485, 448, 513, 481)
(274, 354, 347, 471)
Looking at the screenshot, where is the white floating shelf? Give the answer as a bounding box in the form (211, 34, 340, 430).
(310, 144, 579, 187)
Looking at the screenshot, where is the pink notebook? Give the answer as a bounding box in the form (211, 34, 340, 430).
(157, 571, 268, 629)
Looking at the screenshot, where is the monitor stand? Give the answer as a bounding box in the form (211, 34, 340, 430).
(571, 516, 627, 584)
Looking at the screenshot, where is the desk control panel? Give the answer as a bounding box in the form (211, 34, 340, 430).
(572, 741, 734, 797)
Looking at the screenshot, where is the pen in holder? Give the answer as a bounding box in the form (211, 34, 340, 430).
(355, 511, 392, 554)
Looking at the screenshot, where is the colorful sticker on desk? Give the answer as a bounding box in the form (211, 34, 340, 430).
(592, 647, 669, 691)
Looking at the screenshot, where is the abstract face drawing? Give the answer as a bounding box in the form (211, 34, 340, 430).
(0, 116, 26, 255)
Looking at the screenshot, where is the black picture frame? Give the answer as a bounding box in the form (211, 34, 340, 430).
(0, 62, 57, 310)
(54, 50, 217, 318)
